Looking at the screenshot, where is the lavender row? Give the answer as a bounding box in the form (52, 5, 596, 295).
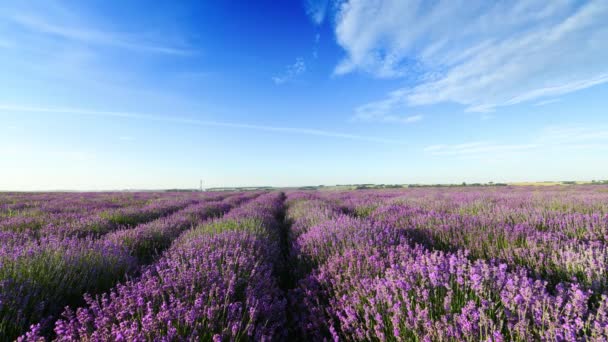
(1, 195, 247, 340)
(370, 202, 608, 296)
(28, 192, 288, 341)
(340, 187, 606, 247)
(286, 197, 343, 240)
(342, 188, 608, 242)
(326, 188, 608, 294)
(0, 191, 232, 231)
(0, 192, 164, 222)
(0, 236, 136, 340)
(0, 193, 222, 240)
(295, 242, 608, 341)
(103, 191, 261, 263)
(286, 196, 608, 341)
(0, 193, 235, 235)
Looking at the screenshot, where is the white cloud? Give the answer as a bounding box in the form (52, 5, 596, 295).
(398, 114, 423, 123)
(332, 0, 608, 113)
(423, 144, 446, 152)
(273, 58, 307, 85)
(537, 125, 608, 144)
(305, 0, 329, 25)
(534, 98, 562, 106)
(425, 142, 538, 156)
(0, 104, 407, 145)
(9, 13, 191, 55)
(312, 33, 321, 59)
(425, 124, 608, 158)
(353, 89, 422, 123)
(0, 2, 207, 124)
(355, 108, 423, 124)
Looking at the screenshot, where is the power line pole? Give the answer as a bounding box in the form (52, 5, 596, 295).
(200, 179, 203, 192)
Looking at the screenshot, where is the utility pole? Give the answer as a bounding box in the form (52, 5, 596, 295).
(200, 180, 203, 192)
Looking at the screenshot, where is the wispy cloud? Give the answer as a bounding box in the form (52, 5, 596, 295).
(0, 104, 407, 145)
(355, 110, 423, 124)
(331, 0, 608, 114)
(354, 90, 423, 123)
(534, 98, 562, 106)
(395, 114, 423, 123)
(537, 125, 608, 144)
(305, 0, 329, 25)
(425, 124, 608, 158)
(424, 142, 538, 156)
(0, 1, 204, 127)
(312, 33, 321, 59)
(273, 58, 306, 85)
(10, 13, 191, 55)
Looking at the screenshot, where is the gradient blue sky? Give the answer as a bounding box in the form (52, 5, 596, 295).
(1, 0, 607, 190)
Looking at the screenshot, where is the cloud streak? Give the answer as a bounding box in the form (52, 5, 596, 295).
(331, 0, 608, 115)
(424, 125, 608, 158)
(354, 89, 423, 123)
(10, 13, 192, 55)
(305, 0, 329, 25)
(0, 104, 407, 145)
(273, 58, 307, 85)
(534, 98, 562, 106)
(424, 142, 538, 156)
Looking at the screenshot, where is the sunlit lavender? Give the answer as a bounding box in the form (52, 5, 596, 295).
(3, 186, 608, 341)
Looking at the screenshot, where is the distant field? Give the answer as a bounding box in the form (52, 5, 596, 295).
(2, 185, 608, 340)
(509, 181, 586, 186)
(509, 181, 565, 186)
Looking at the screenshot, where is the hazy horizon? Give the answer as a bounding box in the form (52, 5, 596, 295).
(2, 0, 607, 190)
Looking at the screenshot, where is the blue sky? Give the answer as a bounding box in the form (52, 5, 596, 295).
(1, 0, 607, 190)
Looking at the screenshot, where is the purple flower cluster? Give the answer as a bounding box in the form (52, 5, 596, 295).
(369, 201, 608, 294)
(296, 243, 608, 340)
(47, 196, 199, 238)
(104, 201, 231, 263)
(1, 192, 159, 231)
(5, 186, 608, 341)
(0, 192, 220, 239)
(0, 235, 137, 339)
(286, 188, 608, 341)
(2, 192, 249, 340)
(39, 192, 288, 341)
(286, 198, 343, 240)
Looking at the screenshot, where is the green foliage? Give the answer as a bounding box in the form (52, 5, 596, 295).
(0, 244, 134, 339)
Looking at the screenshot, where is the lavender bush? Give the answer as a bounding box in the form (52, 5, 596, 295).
(40, 192, 288, 341)
(5, 187, 608, 341)
(287, 189, 608, 341)
(2, 193, 244, 340)
(0, 236, 137, 339)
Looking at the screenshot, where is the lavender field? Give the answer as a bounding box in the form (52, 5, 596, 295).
(2, 186, 608, 341)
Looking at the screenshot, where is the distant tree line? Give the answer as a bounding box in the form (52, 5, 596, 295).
(560, 180, 608, 185)
(355, 184, 406, 190)
(164, 189, 200, 192)
(408, 182, 508, 188)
